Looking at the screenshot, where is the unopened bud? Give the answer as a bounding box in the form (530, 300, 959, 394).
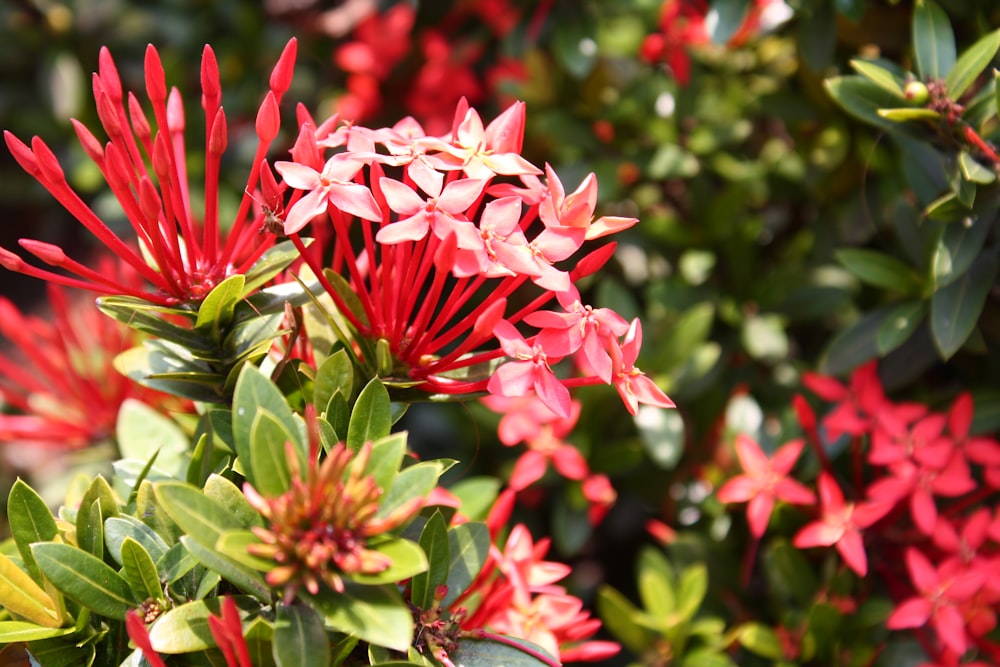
(904, 81, 929, 105)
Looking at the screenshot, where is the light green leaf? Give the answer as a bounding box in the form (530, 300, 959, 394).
(637, 547, 675, 620)
(273, 603, 330, 667)
(849, 59, 907, 98)
(0, 553, 61, 627)
(913, 0, 956, 80)
(120, 537, 163, 601)
(876, 107, 940, 122)
(738, 622, 785, 660)
(876, 302, 926, 356)
(596, 585, 655, 654)
(216, 530, 277, 572)
(116, 399, 190, 476)
(926, 192, 971, 221)
(306, 583, 412, 652)
(31, 543, 133, 620)
(349, 538, 428, 586)
(195, 274, 246, 340)
(204, 474, 264, 529)
(180, 536, 270, 600)
(0, 621, 77, 642)
(7, 479, 57, 583)
(248, 409, 299, 497)
(741, 313, 789, 362)
(347, 378, 392, 450)
(825, 76, 917, 135)
(411, 512, 449, 610)
(931, 252, 999, 359)
(377, 461, 442, 522)
(676, 564, 708, 622)
(148, 597, 254, 653)
(446, 478, 500, 522)
(313, 350, 354, 416)
(635, 406, 685, 470)
(946, 29, 1000, 100)
(232, 364, 303, 486)
(958, 151, 996, 185)
(243, 240, 311, 296)
(442, 522, 490, 608)
(365, 433, 408, 493)
(154, 481, 244, 551)
(76, 499, 103, 559)
(835, 248, 923, 294)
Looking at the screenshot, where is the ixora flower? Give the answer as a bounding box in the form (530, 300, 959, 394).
(2, 38, 298, 305)
(273, 98, 673, 416)
(243, 436, 423, 603)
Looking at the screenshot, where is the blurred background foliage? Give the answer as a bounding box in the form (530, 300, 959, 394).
(3, 0, 1000, 662)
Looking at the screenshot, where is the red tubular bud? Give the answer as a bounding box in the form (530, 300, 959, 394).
(138, 176, 164, 222)
(144, 44, 167, 105)
(30, 136, 65, 184)
(167, 88, 185, 132)
(19, 239, 67, 266)
(96, 92, 122, 139)
(200, 44, 221, 110)
(571, 242, 616, 280)
(255, 91, 280, 143)
(127, 93, 152, 145)
(97, 46, 123, 103)
(71, 119, 105, 163)
(269, 38, 298, 97)
(208, 107, 228, 155)
(0, 246, 27, 271)
(4, 131, 40, 176)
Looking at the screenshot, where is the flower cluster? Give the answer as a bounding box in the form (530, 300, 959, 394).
(274, 98, 673, 416)
(719, 361, 1000, 664)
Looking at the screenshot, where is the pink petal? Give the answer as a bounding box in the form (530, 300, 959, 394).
(717, 476, 759, 504)
(551, 444, 589, 481)
(534, 367, 571, 419)
(836, 529, 869, 576)
(510, 450, 549, 490)
(793, 521, 843, 549)
(489, 360, 535, 398)
(274, 161, 319, 190)
(375, 214, 429, 244)
(734, 433, 770, 478)
(282, 188, 326, 234)
(379, 177, 424, 215)
(438, 178, 488, 213)
(746, 494, 775, 538)
(886, 597, 933, 629)
(328, 182, 382, 222)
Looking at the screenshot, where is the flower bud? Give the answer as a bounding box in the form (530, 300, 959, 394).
(904, 80, 929, 105)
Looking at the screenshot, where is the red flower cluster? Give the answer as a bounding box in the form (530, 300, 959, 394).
(640, 0, 790, 84)
(274, 98, 673, 416)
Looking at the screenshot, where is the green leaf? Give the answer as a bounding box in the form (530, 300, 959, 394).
(932, 214, 993, 289)
(446, 478, 500, 522)
(0, 553, 61, 627)
(835, 248, 923, 294)
(273, 603, 330, 667)
(204, 474, 264, 529)
(365, 433, 408, 494)
(849, 59, 907, 98)
(637, 547, 675, 619)
(322, 268, 370, 328)
(738, 622, 785, 660)
(679, 650, 738, 667)
(411, 512, 449, 610)
(306, 583, 412, 652)
(825, 76, 921, 136)
(876, 107, 941, 122)
(215, 530, 278, 572)
(636, 406, 685, 470)
(243, 240, 311, 297)
(105, 515, 170, 566)
(76, 499, 103, 559)
(148, 597, 254, 653)
(763, 539, 819, 605)
(946, 29, 1000, 100)
(120, 537, 163, 602)
(7, 479, 57, 583)
(0, 620, 77, 642)
(116, 399, 191, 477)
(313, 350, 355, 416)
(707, 0, 751, 44)
(596, 585, 655, 654)
(347, 378, 392, 450)
(931, 252, 999, 359)
(450, 637, 556, 667)
(352, 539, 428, 586)
(926, 192, 971, 221)
(97, 296, 208, 353)
(676, 564, 708, 622)
(913, 0, 956, 80)
(741, 313, 789, 362)
(232, 364, 303, 488)
(377, 461, 442, 522)
(179, 536, 271, 600)
(248, 409, 299, 497)
(798, 1, 836, 71)
(153, 481, 244, 551)
(958, 151, 996, 185)
(876, 302, 926, 356)
(442, 522, 490, 608)
(31, 543, 133, 620)
(195, 274, 246, 340)
(819, 306, 894, 374)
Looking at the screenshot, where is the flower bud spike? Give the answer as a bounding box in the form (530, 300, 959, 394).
(269, 37, 298, 98)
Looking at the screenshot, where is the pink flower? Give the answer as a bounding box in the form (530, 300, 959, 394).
(609, 319, 675, 415)
(488, 321, 571, 418)
(717, 435, 816, 538)
(793, 473, 889, 576)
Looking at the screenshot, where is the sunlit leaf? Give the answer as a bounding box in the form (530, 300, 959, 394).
(946, 29, 1000, 99)
(32, 543, 133, 620)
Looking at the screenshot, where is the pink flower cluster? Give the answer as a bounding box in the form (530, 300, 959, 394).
(273, 97, 673, 416)
(720, 361, 1000, 664)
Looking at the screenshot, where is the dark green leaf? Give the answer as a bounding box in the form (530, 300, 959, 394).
(835, 248, 923, 294)
(104, 515, 169, 565)
(931, 252, 999, 359)
(825, 76, 921, 136)
(450, 637, 556, 667)
(926, 192, 971, 221)
(912, 0, 956, 80)
(798, 2, 836, 71)
(876, 302, 926, 355)
(442, 522, 490, 608)
(305, 583, 412, 652)
(347, 378, 392, 450)
(836, 0, 865, 22)
(708, 0, 750, 44)
(763, 539, 818, 605)
(7, 479, 57, 583)
(933, 214, 993, 288)
(31, 543, 134, 620)
(819, 306, 894, 375)
(946, 29, 1000, 100)
(120, 537, 163, 601)
(232, 364, 303, 486)
(179, 536, 271, 599)
(274, 603, 330, 667)
(322, 268, 370, 328)
(411, 512, 450, 610)
(313, 350, 354, 416)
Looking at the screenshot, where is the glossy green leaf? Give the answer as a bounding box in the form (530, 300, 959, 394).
(835, 248, 923, 294)
(442, 522, 490, 608)
(377, 461, 442, 523)
(819, 306, 893, 375)
(204, 474, 264, 529)
(958, 151, 996, 184)
(637, 546, 675, 619)
(738, 623, 785, 660)
(848, 59, 907, 98)
(195, 274, 246, 339)
(120, 537, 163, 602)
(114, 341, 225, 402)
(933, 214, 992, 288)
(931, 252, 999, 359)
(313, 350, 354, 416)
(215, 530, 277, 572)
(31, 543, 133, 620)
(825, 76, 920, 135)
(322, 268, 370, 328)
(180, 536, 270, 599)
(345, 539, 428, 586)
(912, 0, 956, 80)
(7, 479, 57, 583)
(148, 597, 254, 653)
(248, 409, 298, 497)
(76, 499, 103, 559)
(876, 302, 926, 356)
(0, 553, 60, 627)
(105, 515, 169, 566)
(447, 478, 500, 522)
(232, 364, 302, 487)
(450, 637, 556, 667)
(306, 583, 412, 652)
(347, 378, 392, 450)
(274, 603, 330, 667)
(97, 296, 208, 353)
(0, 620, 77, 642)
(946, 29, 1000, 100)
(926, 192, 970, 221)
(411, 512, 449, 610)
(365, 433, 408, 493)
(153, 481, 244, 551)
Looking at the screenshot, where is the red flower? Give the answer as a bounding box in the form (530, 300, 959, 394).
(717, 435, 816, 538)
(207, 597, 253, 667)
(2, 40, 299, 304)
(793, 472, 889, 576)
(802, 361, 888, 442)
